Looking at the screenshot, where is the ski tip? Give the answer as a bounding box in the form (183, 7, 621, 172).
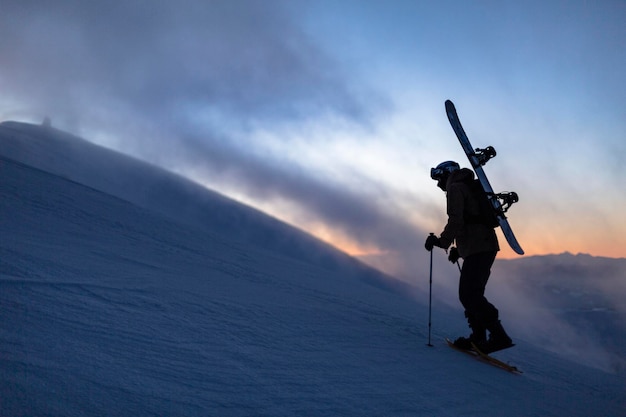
(445, 100, 457, 114)
(511, 245, 525, 255)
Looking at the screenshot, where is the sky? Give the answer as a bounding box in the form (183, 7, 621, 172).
(1, 0, 625, 279)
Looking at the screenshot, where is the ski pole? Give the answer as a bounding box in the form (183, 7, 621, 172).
(427, 233, 434, 347)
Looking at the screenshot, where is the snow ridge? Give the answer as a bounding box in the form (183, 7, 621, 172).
(1, 123, 624, 416)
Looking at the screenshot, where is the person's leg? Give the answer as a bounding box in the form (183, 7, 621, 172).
(458, 251, 498, 328)
(459, 251, 513, 352)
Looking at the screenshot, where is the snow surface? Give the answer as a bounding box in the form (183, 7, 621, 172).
(1, 122, 624, 416)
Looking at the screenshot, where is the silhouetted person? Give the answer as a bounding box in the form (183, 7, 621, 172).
(425, 160, 513, 353)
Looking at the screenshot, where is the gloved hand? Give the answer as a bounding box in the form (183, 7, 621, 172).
(448, 247, 460, 263)
(425, 235, 441, 252)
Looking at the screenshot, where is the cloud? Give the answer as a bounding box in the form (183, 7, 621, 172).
(0, 0, 380, 128)
(168, 129, 432, 254)
(1, 0, 423, 259)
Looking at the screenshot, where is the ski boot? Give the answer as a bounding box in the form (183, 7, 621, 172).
(453, 325, 487, 351)
(483, 320, 514, 353)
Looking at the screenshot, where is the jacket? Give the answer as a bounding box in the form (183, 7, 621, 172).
(438, 168, 499, 258)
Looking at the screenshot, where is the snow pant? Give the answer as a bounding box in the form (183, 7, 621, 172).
(459, 251, 499, 331)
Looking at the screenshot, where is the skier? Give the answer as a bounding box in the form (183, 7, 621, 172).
(425, 160, 514, 354)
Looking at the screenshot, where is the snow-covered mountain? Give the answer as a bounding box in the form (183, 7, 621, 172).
(1, 122, 624, 416)
(495, 253, 626, 373)
(0, 121, 406, 294)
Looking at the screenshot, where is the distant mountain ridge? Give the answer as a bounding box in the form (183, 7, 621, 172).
(497, 251, 626, 306)
(494, 251, 626, 372)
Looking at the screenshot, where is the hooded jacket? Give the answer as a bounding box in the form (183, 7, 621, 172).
(438, 168, 499, 258)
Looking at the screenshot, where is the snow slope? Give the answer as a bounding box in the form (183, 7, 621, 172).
(1, 123, 624, 416)
(0, 122, 408, 294)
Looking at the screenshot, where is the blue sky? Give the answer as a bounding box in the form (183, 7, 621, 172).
(1, 0, 624, 278)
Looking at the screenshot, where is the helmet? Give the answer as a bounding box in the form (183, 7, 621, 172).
(430, 161, 460, 181)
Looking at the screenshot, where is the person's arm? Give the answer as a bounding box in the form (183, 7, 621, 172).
(439, 183, 465, 249)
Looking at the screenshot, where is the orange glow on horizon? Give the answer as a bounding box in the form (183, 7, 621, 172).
(306, 225, 387, 258)
(311, 227, 625, 262)
(471, 229, 625, 259)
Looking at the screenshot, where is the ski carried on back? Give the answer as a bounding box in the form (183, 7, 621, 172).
(446, 338, 522, 374)
(445, 100, 524, 255)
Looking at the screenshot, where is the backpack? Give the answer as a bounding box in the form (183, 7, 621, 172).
(464, 179, 500, 228)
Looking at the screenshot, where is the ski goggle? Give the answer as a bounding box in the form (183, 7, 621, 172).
(430, 167, 446, 181)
